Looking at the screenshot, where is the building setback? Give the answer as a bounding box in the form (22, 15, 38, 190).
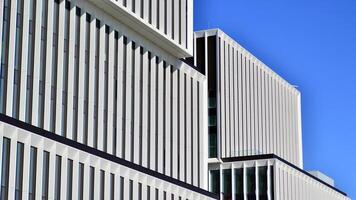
(194, 29, 303, 167)
(0, 0, 350, 200)
(192, 29, 349, 200)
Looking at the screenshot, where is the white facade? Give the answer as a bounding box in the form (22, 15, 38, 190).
(274, 160, 348, 200)
(194, 29, 303, 168)
(0, 116, 215, 200)
(0, 0, 212, 199)
(0, 0, 350, 199)
(86, 0, 194, 57)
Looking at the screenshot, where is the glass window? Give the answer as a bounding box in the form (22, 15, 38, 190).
(72, 7, 81, 141)
(178, 0, 182, 43)
(208, 132, 217, 158)
(103, 26, 109, 153)
(207, 36, 217, 91)
(234, 168, 243, 200)
(156, 0, 159, 29)
(269, 166, 274, 200)
(62, 0, 70, 137)
(28, 147, 37, 200)
(171, 0, 174, 39)
(130, 42, 136, 162)
(89, 167, 95, 200)
(196, 37, 205, 74)
(78, 163, 84, 200)
(184, 0, 188, 48)
(132, 0, 136, 12)
(146, 185, 150, 200)
(210, 170, 220, 194)
(12, 0, 24, 118)
(163, 0, 167, 33)
(258, 166, 268, 200)
(247, 167, 256, 200)
(154, 188, 158, 200)
(83, 13, 91, 145)
(67, 159, 73, 200)
(1, 138, 11, 200)
(0, 0, 11, 114)
(15, 142, 24, 200)
(112, 31, 119, 156)
(130, 180, 134, 200)
(208, 98, 216, 108)
(100, 170, 105, 200)
(50, 0, 60, 132)
(25, 0, 36, 123)
(41, 151, 50, 200)
(93, 19, 100, 149)
(148, 0, 152, 24)
(121, 36, 128, 159)
(208, 115, 217, 126)
(120, 177, 125, 200)
(110, 174, 115, 200)
(54, 155, 62, 200)
(223, 169, 232, 200)
(38, 0, 48, 128)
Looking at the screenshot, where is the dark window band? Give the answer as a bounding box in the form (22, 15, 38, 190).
(221, 154, 348, 197)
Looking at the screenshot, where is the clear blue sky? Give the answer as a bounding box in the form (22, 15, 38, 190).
(194, 0, 356, 198)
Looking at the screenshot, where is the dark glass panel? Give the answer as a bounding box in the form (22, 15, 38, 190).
(0, 138, 11, 200)
(223, 169, 232, 200)
(235, 168, 243, 200)
(196, 37, 206, 75)
(210, 170, 220, 194)
(247, 167, 256, 200)
(259, 166, 268, 200)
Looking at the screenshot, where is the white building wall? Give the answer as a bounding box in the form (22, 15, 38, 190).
(195, 29, 303, 168)
(0, 119, 217, 200)
(86, 0, 194, 57)
(0, 0, 207, 189)
(274, 160, 350, 200)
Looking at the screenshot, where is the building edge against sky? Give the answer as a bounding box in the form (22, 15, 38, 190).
(193, 29, 303, 168)
(0, 0, 350, 200)
(191, 28, 350, 200)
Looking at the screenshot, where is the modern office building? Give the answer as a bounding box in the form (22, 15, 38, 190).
(0, 0, 350, 200)
(194, 29, 302, 167)
(0, 0, 216, 199)
(193, 29, 349, 200)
